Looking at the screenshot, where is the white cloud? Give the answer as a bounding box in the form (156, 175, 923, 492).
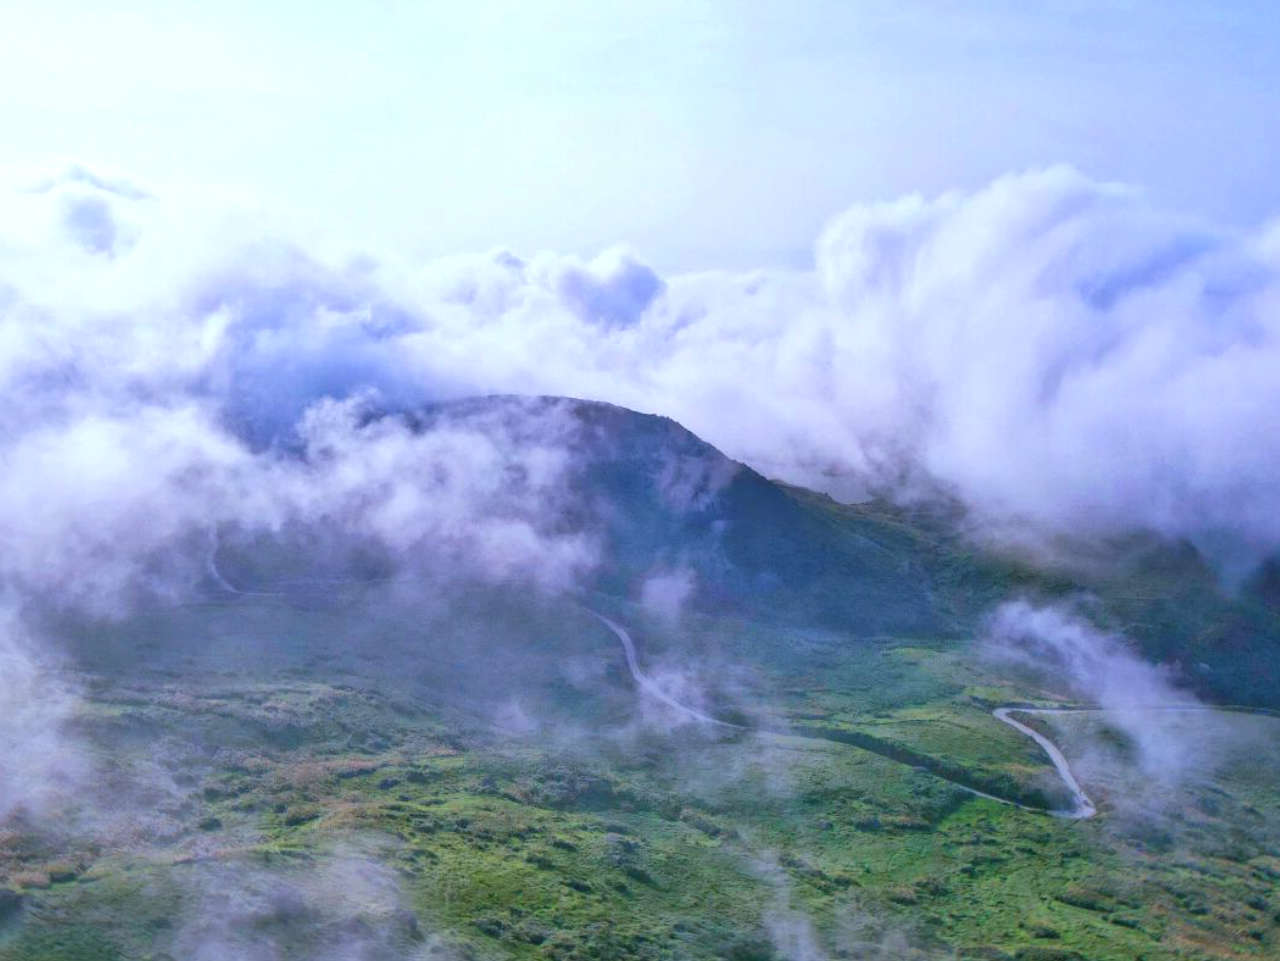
(640, 567, 696, 625)
(985, 600, 1200, 786)
(0, 609, 86, 820)
(1, 162, 1277, 614)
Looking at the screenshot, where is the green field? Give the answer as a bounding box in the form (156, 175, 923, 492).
(3, 588, 1278, 961)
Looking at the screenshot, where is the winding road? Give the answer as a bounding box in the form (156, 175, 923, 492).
(591, 611, 1100, 819)
(205, 554, 1101, 821)
(200, 557, 1251, 822)
(205, 531, 284, 598)
(992, 708, 1096, 818)
(589, 612, 744, 731)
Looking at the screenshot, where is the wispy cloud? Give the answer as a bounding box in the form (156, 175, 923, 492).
(1, 162, 1277, 832)
(9, 163, 1277, 573)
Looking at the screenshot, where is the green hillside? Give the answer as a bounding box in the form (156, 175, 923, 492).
(3, 398, 1278, 961)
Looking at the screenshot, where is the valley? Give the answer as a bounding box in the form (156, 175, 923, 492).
(3, 596, 1278, 960)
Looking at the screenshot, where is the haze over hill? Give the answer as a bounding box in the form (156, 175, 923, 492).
(4, 164, 1280, 574)
(2, 3, 1278, 956)
(0, 386, 1277, 960)
(2, 160, 1279, 960)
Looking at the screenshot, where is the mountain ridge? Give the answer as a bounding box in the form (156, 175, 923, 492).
(217, 392, 1280, 708)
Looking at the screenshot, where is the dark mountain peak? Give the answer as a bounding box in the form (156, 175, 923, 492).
(395, 393, 737, 475)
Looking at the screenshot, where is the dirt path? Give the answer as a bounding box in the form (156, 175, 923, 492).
(993, 708, 1096, 818)
(589, 612, 743, 730)
(591, 611, 1099, 818)
(199, 573, 1107, 820)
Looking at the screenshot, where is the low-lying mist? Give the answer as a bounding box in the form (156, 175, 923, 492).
(983, 600, 1272, 820)
(2, 160, 1278, 960)
(4, 164, 1280, 574)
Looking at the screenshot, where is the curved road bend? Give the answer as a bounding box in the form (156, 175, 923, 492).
(205, 531, 284, 598)
(200, 575, 1106, 820)
(590, 611, 1098, 818)
(589, 612, 744, 731)
(993, 708, 1096, 819)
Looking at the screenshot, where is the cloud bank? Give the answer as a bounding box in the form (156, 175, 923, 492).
(984, 600, 1197, 781)
(2, 161, 1273, 956)
(7, 162, 1276, 586)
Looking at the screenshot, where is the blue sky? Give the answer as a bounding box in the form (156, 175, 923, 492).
(2, 1, 1277, 269)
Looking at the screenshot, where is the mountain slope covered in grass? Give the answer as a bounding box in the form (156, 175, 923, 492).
(3, 397, 1279, 961)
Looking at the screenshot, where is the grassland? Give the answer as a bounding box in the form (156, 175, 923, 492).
(2, 590, 1278, 961)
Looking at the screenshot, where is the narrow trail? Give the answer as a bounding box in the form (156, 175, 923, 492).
(204, 562, 1098, 818)
(589, 612, 744, 731)
(590, 611, 1099, 819)
(205, 531, 391, 597)
(196, 565, 1215, 824)
(988, 703, 1273, 819)
(199, 552, 1243, 822)
(205, 531, 284, 598)
(993, 708, 1096, 819)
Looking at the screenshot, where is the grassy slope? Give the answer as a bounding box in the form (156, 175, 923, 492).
(3, 593, 1279, 961)
(785, 487, 1280, 708)
(3, 400, 1280, 960)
